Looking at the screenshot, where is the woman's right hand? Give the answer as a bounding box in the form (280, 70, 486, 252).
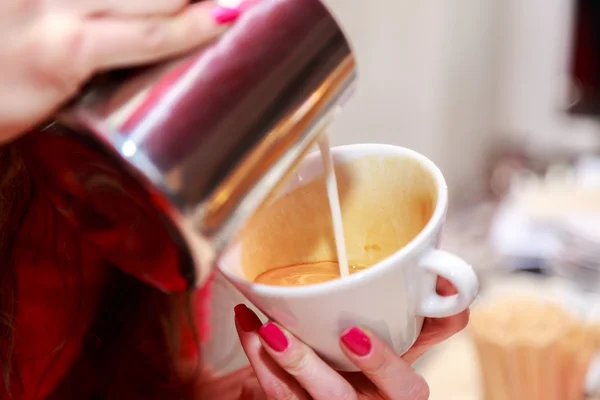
(0, 0, 240, 143)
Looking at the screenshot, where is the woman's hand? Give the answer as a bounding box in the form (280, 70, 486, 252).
(233, 278, 469, 399)
(0, 0, 239, 143)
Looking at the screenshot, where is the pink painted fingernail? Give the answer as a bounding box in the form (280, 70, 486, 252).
(259, 323, 289, 352)
(212, 6, 241, 24)
(234, 304, 262, 332)
(341, 327, 372, 356)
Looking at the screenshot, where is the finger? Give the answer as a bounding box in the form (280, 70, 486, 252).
(402, 309, 470, 365)
(234, 304, 310, 400)
(28, 2, 236, 94)
(56, 0, 189, 17)
(82, 2, 237, 72)
(401, 277, 467, 365)
(240, 376, 268, 400)
(257, 321, 357, 400)
(436, 276, 458, 296)
(340, 327, 430, 400)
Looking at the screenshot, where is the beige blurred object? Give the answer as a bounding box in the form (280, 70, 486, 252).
(519, 185, 600, 222)
(470, 297, 600, 400)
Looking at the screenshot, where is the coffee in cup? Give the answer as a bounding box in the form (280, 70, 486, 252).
(240, 154, 436, 286)
(253, 262, 368, 286)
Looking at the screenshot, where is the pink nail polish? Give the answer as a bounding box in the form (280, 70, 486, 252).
(212, 6, 241, 24)
(341, 327, 372, 356)
(259, 323, 289, 352)
(234, 304, 262, 332)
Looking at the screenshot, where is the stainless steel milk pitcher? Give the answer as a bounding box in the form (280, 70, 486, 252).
(21, 0, 356, 291)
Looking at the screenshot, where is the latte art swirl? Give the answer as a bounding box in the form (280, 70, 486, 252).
(254, 261, 368, 287)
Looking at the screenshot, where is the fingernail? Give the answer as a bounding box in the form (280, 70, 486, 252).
(341, 327, 372, 357)
(234, 304, 262, 332)
(259, 322, 288, 352)
(212, 6, 241, 24)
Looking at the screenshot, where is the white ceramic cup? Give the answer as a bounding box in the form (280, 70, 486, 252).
(219, 144, 479, 371)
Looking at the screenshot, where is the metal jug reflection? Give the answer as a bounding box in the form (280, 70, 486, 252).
(19, 0, 356, 292)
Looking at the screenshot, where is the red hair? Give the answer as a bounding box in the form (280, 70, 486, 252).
(0, 144, 212, 399)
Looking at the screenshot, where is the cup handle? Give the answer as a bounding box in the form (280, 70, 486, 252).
(417, 249, 479, 318)
(585, 351, 600, 398)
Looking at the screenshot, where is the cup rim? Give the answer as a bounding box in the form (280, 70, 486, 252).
(218, 143, 448, 297)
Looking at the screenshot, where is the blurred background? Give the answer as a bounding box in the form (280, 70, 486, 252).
(209, 0, 600, 398)
(323, 0, 600, 398)
(327, 0, 600, 204)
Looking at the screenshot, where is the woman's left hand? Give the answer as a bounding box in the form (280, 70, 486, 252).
(232, 278, 469, 399)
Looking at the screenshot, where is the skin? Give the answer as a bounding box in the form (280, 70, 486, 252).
(0, 1, 470, 397)
(230, 278, 469, 399)
(0, 0, 228, 142)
